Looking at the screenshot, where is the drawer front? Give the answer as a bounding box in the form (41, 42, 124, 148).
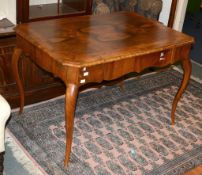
(78, 49, 175, 84)
(137, 49, 173, 69)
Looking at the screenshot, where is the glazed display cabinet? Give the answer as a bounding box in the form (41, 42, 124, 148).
(17, 0, 92, 23)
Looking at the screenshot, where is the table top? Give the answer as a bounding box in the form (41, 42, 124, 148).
(15, 12, 194, 68)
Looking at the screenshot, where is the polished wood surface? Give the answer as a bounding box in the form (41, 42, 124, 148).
(15, 12, 193, 68)
(171, 50, 192, 125)
(64, 83, 78, 166)
(184, 165, 202, 175)
(12, 12, 194, 166)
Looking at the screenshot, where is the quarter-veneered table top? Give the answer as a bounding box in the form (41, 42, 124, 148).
(15, 12, 194, 68)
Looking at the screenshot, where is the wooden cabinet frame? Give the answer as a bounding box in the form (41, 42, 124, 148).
(168, 0, 178, 28)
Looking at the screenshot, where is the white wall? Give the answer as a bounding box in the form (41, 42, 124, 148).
(159, 0, 172, 26)
(0, 0, 16, 24)
(173, 0, 188, 31)
(6, 0, 16, 24)
(0, 0, 7, 20)
(159, 0, 189, 31)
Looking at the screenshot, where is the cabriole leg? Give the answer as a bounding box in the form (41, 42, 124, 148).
(11, 48, 24, 113)
(171, 59, 192, 125)
(64, 84, 78, 167)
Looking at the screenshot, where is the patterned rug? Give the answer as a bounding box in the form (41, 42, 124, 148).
(8, 69, 202, 175)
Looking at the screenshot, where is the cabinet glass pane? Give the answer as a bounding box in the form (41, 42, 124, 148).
(29, 0, 86, 20)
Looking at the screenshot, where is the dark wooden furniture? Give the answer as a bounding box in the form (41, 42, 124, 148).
(0, 19, 66, 108)
(17, 0, 92, 23)
(0, 19, 17, 102)
(12, 12, 194, 166)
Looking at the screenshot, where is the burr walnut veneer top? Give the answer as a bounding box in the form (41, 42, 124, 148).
(15, 12, 194, 68)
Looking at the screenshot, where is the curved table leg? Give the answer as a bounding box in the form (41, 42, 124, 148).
(171, 59, 192, 125)
(11, 48, 24, 113)
(64, 84, 78, 167)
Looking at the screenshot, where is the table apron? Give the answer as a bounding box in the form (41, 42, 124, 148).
(78, 44, 191, 85)
(16, 36, 192, 86)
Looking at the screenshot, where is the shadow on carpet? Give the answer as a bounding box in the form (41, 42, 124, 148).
(8, 69, 202, 175)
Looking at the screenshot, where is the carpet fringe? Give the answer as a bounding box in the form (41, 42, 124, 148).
(5, 129, 46, 175)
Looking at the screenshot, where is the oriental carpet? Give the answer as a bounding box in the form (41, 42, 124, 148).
(8, 69, 202, 175)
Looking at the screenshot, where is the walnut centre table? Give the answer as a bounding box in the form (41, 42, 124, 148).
(12, 12, 194, 166)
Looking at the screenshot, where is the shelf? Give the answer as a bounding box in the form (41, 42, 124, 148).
(17, 0, 92, 24)
(29, 2, 85, 20)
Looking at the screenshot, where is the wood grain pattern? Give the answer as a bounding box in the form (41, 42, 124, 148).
(12, 12, 194, 166)
(184, 165, 202, 175)
(15, 12, 193, 68)
(64, 84, 79, 167)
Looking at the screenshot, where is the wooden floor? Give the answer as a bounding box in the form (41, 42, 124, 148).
(184, 165, 202, 175)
